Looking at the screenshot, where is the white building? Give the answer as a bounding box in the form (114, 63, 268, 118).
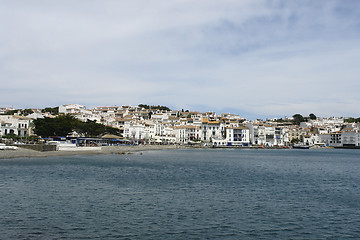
(124, 122, 145, 139)
(59, 104, 100, 122)
(173, 125, 201, 143)
(319, 132, 342, 147)
(341, 125, 360, 147)
(0, 121, 17, 136)
(226, 127, 250, 146)
(247, 124, 287, 146)
(0, 115, 31, 137)
(144, 121, 156, 141)
(201, 118, 225, 142)
(59, 104, 87, 114)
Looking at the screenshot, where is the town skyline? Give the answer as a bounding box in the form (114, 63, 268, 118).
(1, 103, 359, 121)
(1, 103, 359, 148)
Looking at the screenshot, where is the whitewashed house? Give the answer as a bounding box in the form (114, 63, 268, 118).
(226, 127, 250, 146)
(319, 132, 342, 147)
(124, 121, 145, 139)
(0, 121, 17, 136)
(144, 121, 156, 141)
(173, 125, 201, 143)
(341, 125, 360, 147)
(201, 118, 225, 142)
(0, 115, 31, 137)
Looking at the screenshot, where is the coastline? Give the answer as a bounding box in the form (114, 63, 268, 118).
(0, 144, 347, 160)
(0, 145, 185, 160)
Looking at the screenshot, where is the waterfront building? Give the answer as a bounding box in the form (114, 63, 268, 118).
(144, 121, 156, 141)
(319, 132, 342, 147)
(173, 125, 201, 143)
(341, 125, 360, 147)
(226, 127, 250, 146)
(201, 118, 225, 142)
(124, 121, 145, 140)
(0, 121, 17, 137)
(247, 124, 277, 146)
(0, 115, 30, 137)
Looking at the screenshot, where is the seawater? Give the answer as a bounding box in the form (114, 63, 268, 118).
(0, 149, 359, 239)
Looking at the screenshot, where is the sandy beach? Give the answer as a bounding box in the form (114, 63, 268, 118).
(0, 145, 185, 159)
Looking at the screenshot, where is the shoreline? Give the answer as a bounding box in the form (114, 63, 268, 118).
(0, 145, 185, 160)
(0, 144, 352, 160)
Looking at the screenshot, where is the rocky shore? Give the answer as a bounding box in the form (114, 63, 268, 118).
(0, 145, 184, 159)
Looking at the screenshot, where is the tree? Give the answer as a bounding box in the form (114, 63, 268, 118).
(2, 133, 20, 140)
(345, 117, 360, 123)
(292, 114, 304, 125)
(33, 115, 120, 138)
(41, 107, 59, 115)
(33, 115, 75, 137)
(3, 108, 34, 116)
(138, 104, 150, 109)
(309, 113, 316, 120)
(138, 104, 171, 111)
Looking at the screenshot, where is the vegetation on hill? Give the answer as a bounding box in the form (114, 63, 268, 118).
(309, 113, 317, 120)
(292, 114, 305, 125)
(41, 107, 59, 115)
(138, 104, 171, 111)
(3, 108, 34, 116)
(33, 115, 120, 138)
(2, 107, 59, 116)
(345, 117, 360, 123)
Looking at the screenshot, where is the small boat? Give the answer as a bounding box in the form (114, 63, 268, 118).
(0, 143, 18, 150)
(293, 144, 310, 149)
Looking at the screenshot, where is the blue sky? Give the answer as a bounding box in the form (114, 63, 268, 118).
(1, 0, 360, 119)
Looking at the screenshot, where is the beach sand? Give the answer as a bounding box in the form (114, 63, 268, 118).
(0, 145, 185, 159)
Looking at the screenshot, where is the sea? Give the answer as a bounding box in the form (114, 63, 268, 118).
(0, 148, 359, 239)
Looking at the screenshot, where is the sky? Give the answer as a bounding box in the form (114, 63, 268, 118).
(1, 0, 360, 119)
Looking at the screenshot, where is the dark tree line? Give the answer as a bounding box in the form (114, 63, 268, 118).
(33, 115, 120, 138)
(3, 108, 34, 116)
(41, 107, 59, 115)
(138, 104, 171, 111)
(345, 117, 360, 123)
(292, 113, 316, 125)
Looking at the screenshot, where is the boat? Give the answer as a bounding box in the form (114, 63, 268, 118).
(292, 144, 310, 149)
(0, 143, 18, 150)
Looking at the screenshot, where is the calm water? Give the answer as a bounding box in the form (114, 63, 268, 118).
(0, 149, 359, 239)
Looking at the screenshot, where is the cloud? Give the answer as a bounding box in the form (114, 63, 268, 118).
(1, 0, 360, 118)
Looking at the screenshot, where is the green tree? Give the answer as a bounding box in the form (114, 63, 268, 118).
(41, 107, 59, 115)
(33, 115, 120, 138)
(4, 109, 19, 115)
(345, 117, 360, 123)
(2, 133, 20, 140)
(292, 114, 304, 125)
(33, 115, 75, 137)
(138, 104, 171, 111)
(309, 113, 316, 120)
(3, 109, 34, 116)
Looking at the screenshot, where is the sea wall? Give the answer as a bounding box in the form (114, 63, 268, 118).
(17, 144, 57, 152)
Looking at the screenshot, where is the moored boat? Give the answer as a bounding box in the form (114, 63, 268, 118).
(0, 143, 18, 150)
(293, 144, 310, 149)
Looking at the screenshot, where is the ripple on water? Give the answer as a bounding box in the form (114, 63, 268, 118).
(0, 149, 360, 239)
